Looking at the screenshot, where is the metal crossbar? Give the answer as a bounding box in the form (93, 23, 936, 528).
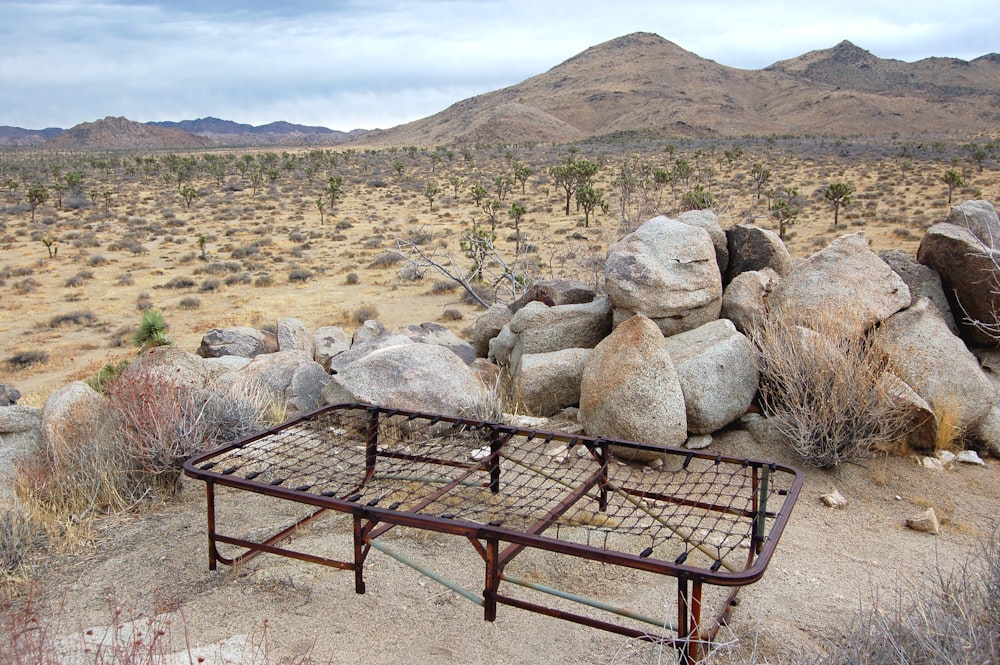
(183, 403, 802, 664)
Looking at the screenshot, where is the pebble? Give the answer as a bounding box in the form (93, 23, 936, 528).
(820, 490, 848, 508)
(956, 450, 986, 466)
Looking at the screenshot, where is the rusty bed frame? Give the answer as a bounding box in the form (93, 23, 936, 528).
(183, 403, 802, 663)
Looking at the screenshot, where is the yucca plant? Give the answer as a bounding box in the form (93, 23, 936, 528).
(131, 309, 172, 350)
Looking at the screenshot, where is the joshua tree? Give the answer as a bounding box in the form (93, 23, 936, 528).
(424, 181, 440, 210)
(327, 175, 343, 208)
(509, 202, 526, 253)
(179, 185, 197, 208)
(823, 182, 854, 226)
(550, 156, 598, 216)
(316, 197, 326, 225)
(26, 184, 48, 222)
(575, 183, 608, 228)
(942, 168, 965, 204)
(749, 162, 772, 210)
(773, 187, 802, 240)
(513, 162, 534, 195)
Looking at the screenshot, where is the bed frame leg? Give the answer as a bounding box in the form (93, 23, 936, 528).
(483, 537, 499, 622)
(353, 514, 367, 594)
(206, 480, 218, 571)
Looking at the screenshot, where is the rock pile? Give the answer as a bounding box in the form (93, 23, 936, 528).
(3, 200, 1000, 476)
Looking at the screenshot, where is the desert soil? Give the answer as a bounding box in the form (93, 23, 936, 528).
(2, 139, 998, 663)
(16, 424, 1000, 664)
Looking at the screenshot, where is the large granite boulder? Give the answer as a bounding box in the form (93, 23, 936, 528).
(0, 405, 43, 500)
(234, 350, 330, 417)
(725, 224, 793, 284)
(721, 268, 779, 335)
(605, 216, 722, 336)
(508, 279, 596, 313)
(664, 319, 758, 435)
(277, 318, 315, 357)
(41, 381, 111, 463)
(312, 325, 352, 371)
(197, 327, 277, 359)
(397, 322, 477, 365)
(879, 249, 958, 335)
(579, 314, 687, 463)
(946, 200, 1000, 246)
(508, 298, 612, 369)
(513, 348, 591, 417)
(474, 304, 513, 358)
(917, 215, 1000, 346)
(677, 209, 729, 277)
(122, 345, 211, 390)
(767, 232, 910, 338)
(873, 298, 995, 438)
(321, 343, 488, 417)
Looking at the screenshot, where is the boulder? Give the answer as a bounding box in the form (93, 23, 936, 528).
(352, 320, 386, 345)
(474, 304, 513, 358)
(579, 314, 687, 463)
(122, 345, 211, 390)
(725, 224, 793, 284)
(0, 405, 41, 434)
(0, 384, 21, 407)
(767, 233, 910, 338)
(972, 405, 1000, 457)
(202, 355, 252, 378)
(197, 327, 276, 359)
(508, 297, 612, 369)
(513, 348, 591, 417)
(321, 343, 488, 418)
(397, 322, 477, 365)
(677, 209, 729, 276)
(313, 326, 352, 371)
(872, 298, 994, 437)
(235, 350, 330, 417)
(721, 268, 779, 335)
(878, 372, 936, 452)
(487, 324, 518, 368)
(508, 279, 596, 314)
(664, 319, 758, 435)
(917, 221, 1000, 346)
(277, 318, 315, 357)
(879, 249, 958, 335)
(41, 381, 111, 462)
(605, 216, 722, 336)
(946, 200, 1000, 246)
(0, 406, 42, 501)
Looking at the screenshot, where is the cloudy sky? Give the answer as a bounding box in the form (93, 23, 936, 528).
(2, 0, 997, 131)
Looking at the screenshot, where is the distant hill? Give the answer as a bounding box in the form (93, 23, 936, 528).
(40, 117, 214, 150)
(0, 126, 64, 147)
(147, 117, 368, 147)
(356, 32, 1000, 146)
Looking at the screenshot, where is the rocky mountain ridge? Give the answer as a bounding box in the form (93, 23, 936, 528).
(6, 33, 998, 149)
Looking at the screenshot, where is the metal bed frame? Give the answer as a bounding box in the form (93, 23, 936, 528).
(183, 403, 802, 663)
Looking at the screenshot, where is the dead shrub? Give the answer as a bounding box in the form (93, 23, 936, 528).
(0, 505, 46, 578)
(750, 309, 912, 468)
(810, 529, 1000, 664)
(106, 371, 270, 493)
(6, 350, 49, 371)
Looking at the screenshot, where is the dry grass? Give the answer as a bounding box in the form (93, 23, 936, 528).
(750, 309, 913, 468)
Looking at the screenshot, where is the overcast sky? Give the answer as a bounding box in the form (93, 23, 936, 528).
(2, 1, 997, 131)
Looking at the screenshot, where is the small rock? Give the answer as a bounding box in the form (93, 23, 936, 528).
(508, 414, 549, 429)
(935, 450, 957, 465)
(820, 490, 848, 508)
(470, 446, 491, 462)
(906, 507, 940, 535)
(646, 457, 665, 470)
(0, 384, 21, 406)
(956, 450, 986, 466)
(921, 456, 946, 471)
(684, 434, 713, 450)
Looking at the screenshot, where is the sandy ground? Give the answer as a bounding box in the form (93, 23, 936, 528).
(13, 423, 998, 665)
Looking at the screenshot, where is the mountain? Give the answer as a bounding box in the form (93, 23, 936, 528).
(0, 126, 64, 147)
(147, 117, 367, 146)
(356, 32, 1000, 146)
(40, 116, 214, 150)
